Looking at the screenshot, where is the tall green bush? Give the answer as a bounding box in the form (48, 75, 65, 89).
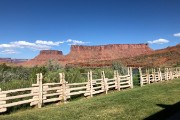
(112, 62, 128, 75)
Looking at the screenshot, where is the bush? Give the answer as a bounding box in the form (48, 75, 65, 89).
(112, 62, 128, 75)
(65, 67, 87, 83)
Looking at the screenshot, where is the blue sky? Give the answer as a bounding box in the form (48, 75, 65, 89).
(0, 0, 180, 59)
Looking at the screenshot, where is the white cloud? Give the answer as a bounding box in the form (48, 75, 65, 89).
(11, 41, 36, 48)
(0, 49, 18, 54)
(0, 40, 64, 50)
(0, 44, 16, 48)
(148, 38, 169, 44)
(10, 41, 51, 50)
(173, 33, 180, 37)
(35, 40, 64, 46)
(66, 39, 89, 45)
(0, 39, 89, 55)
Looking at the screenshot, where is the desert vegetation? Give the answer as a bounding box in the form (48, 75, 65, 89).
(0, 61, 130, 90)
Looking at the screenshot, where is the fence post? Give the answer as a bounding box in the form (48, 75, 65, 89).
(37, 73, 43, 108)
(130, 67, 133, 88)
(101, 71, 108, 94)
(139, 67, 143, 87)
(165, 68, 167, 80)
(115, 70, 120, 91)
(151, 68, 154, 82)
(114, 71, 117, 89)
(153, 68, 157, 82)
(59, 73, 63, 101)
(175, 67, 180, 78)
(169, 68, 173, 80)
(84, 71, 93, 97)
(159, 68, 162, 81)
(145, 69, 148, 83)
(0, 88, 7, 113)
(30, 73, 40, 107)
(59, 73, 62, 102)
(84, 72, 91, 97)
(89, 70, 93, 97)
(128, 67, 130, 75)
(146, 69, 150, 84)
(155, 68, 158, 82)
(166, 68, 169, 80)
(63, 73, 68, 103)
(60, 73, 67, 103)
(175, 68, 177, 78)
(169, 68, 171, 80)
(167, 68, 169, 80)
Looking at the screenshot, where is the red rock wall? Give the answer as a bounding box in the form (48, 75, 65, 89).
(20, 44, 153, 67)
(66, 44, 153, 62)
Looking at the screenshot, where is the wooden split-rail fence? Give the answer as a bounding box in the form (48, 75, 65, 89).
(139, 67, 180, 86)
(0, 68, 133, 113)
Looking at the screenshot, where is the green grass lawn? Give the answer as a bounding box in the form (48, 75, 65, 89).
(0, 78, 180, 120)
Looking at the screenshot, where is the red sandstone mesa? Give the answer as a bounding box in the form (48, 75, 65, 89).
(20, 44, 153, 67)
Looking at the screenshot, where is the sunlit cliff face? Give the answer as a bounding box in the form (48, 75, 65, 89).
(20, 44, 153, 67)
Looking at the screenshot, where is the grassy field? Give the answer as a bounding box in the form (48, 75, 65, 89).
(0, 78, 180, 120)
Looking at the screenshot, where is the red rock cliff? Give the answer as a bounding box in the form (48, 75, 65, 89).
(65, 44, 153, 63)
(22, 50, 65, 66)
(20, 44, 153, 67)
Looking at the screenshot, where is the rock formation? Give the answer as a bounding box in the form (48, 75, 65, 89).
(21, 50, 65, 66)
(66, 44, 152, 62)
(20, 44, 153, 67)
(77, 44, 180, 67)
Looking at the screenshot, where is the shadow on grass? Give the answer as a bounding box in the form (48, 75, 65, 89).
(144, 101, 180, 120)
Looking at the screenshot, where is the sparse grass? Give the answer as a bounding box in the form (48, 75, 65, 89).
(0, 78, 180, 120)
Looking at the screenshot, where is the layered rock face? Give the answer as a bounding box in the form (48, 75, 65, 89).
(20, 44, 153, 67)
(66, 44, 152, 63)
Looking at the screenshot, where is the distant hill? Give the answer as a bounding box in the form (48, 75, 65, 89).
(0, 58, 28, 65)
(122, 44, 180, 67)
